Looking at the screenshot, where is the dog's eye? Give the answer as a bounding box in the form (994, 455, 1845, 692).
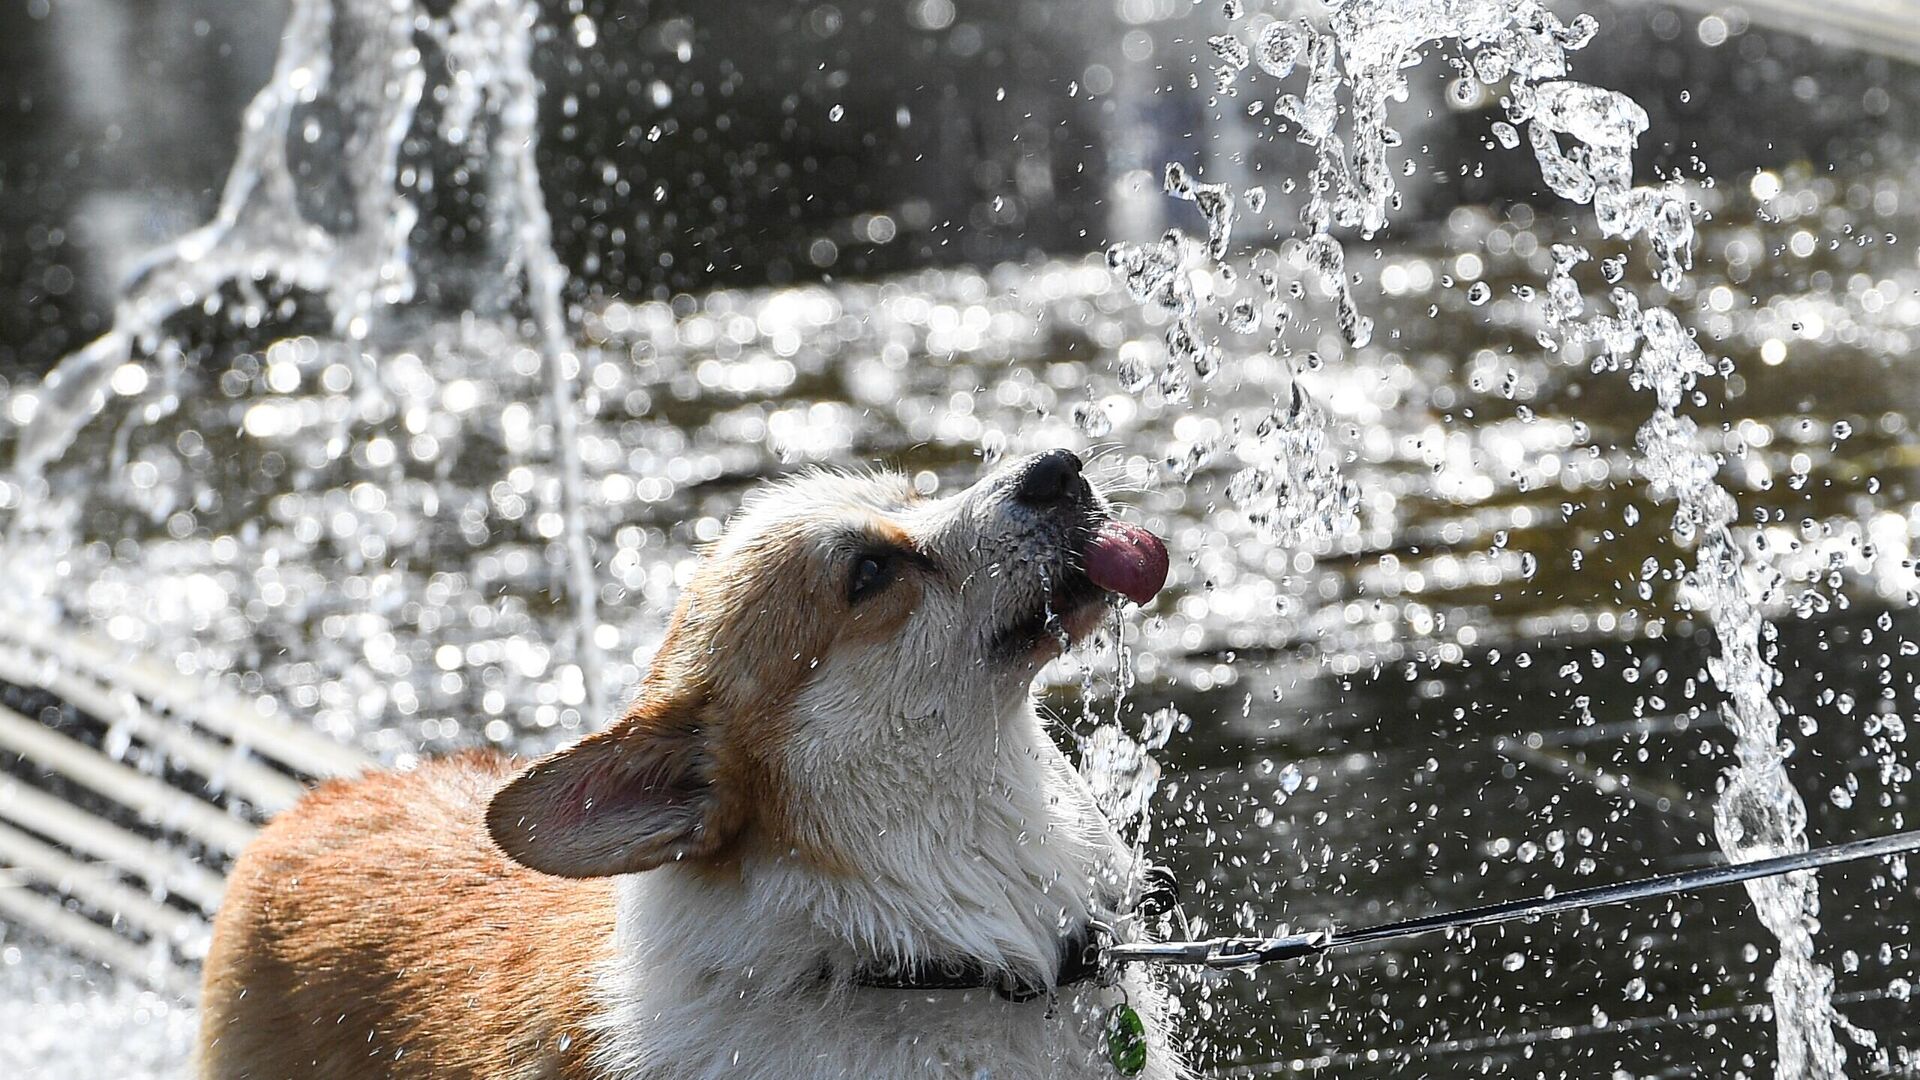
(848, 553, 895, 603)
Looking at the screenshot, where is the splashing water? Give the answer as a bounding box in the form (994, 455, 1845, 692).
(12, 0, 418, 476)
(8, 0, 604, 717)
(1109, 0, 1868, 1072)
(0, 0, 1906, 1070)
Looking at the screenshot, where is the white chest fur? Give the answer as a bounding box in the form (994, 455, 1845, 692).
(585, 705, 1184, 1080)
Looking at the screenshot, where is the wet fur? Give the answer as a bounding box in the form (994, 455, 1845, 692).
(199, 464, 1184, 1079)
(198, 753, 613, 1078)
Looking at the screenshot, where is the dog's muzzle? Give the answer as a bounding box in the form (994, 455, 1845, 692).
(986, 451, 1169, 657)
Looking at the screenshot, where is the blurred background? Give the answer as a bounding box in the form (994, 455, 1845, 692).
(3, 0, 1917, 365)
(1, 0, 1918, 1076)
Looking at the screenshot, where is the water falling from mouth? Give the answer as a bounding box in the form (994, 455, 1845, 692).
(1105, 0, 1868, 1072)
(8, 0, 604, 719)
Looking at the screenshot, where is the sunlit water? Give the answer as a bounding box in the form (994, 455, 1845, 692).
(1108, 2, 1909, 1073)
(2, 0, 1919, 1076)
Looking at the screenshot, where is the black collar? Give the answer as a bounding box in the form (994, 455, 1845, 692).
(844, 867, 1178, 1002)
(851, 923, 1107, 1002)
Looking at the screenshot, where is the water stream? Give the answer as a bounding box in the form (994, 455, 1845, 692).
(9, 0, 604, 718)
(1108, 0, 1867, 1073)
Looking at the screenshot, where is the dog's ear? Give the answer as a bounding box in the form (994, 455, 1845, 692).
(486, 710, 740, 877)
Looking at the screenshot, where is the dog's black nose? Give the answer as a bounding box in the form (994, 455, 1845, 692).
(1013, 449, 1087, 508)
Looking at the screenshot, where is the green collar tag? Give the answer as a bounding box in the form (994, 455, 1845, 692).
(1104, 1002, 1148, 1076)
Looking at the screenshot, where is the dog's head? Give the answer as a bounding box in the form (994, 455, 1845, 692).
(486, 450, 1168, 878)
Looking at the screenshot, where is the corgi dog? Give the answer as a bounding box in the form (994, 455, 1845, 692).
(198, 449, 1181, 1080)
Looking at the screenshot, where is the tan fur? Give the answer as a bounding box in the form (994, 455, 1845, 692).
(199, 462, 1177, 1080)
(198, 751, 611, 1079)
(201, 502, 927, 1076)
(543, 507, 930, 876)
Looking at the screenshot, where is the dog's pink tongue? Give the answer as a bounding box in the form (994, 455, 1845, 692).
(1085, 521, 1169, 605)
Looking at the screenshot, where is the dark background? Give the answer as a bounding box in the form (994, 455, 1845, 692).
(1, 0, 1915, 375)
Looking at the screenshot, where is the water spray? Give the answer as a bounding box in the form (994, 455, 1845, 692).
(1105, 3, 1874, 1070)
(8, 0, 607, 719)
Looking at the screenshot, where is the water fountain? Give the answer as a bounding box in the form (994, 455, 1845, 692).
(10, 0, 604, 718)
(1106, 0, 1885, 1073)
(2, 0, 1916, 1075)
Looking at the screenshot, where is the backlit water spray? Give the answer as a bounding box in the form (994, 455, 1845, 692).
(1106, 0, 1865, 1073)
(0, 0, 1896, 1071)
(8, 0, 605, 718)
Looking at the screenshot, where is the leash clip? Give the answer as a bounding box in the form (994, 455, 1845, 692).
(1105, 931, 1333, 969)
(1102, 939, 1219, 965)
(1203, 931, 1331, 967)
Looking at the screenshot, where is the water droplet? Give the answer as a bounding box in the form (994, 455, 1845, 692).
(1158, 363, 1191, 404)
(1227, 466, 1272, 507)
(1115, 354, 1153, 393)
(1163, 162, 1192, 198)
(1209, 34, 1250, 71)
(1277, 763, 1303, 796)
(1467, 281, 1492, 305)
(1473, 48, 1511, 85)
(1226, 298, 1260, 334)
(828, 104, 844, 122)
(1071, 401, 1113, 438)
(1254, 22, 1305, 79)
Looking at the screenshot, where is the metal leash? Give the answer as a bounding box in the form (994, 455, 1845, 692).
(1107, 828, 1920, 970)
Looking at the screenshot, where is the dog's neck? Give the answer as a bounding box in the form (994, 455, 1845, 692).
(587, 692, 1178, 1080)
(610, 692, 1123, 980)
